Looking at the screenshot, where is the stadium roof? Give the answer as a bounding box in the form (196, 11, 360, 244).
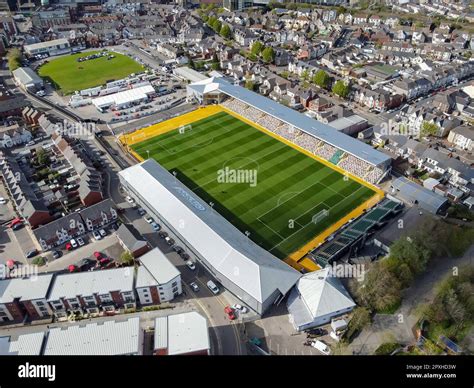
(0, 274, 53, 303)
(119, 160, 301, 305)
(43, 317, 140, 355)
(136, 248, 181, 288)
(391, 177, 448, 214)
(188, 77, 391, 167)
(47, 268, 134, 301)
(154, 311, 210, 355)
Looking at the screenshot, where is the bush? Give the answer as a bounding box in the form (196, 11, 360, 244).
(375, 342, 401, 355)
(32, 257, 46, 266)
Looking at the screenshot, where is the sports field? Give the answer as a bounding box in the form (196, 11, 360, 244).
(130, 111, 377, 260)
(37, 51, 144, 95)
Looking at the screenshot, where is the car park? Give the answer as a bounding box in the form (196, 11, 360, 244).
(224, 306, 236, 320)
(26, 249, 38, 259)
(77, 237, 85, 247)
(185, 260, 196, 270)
(151, 222, 161, 232)
(92, 230, 102, 240)
(207, 280, 220, 295)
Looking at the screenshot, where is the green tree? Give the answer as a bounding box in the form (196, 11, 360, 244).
(245, 80, 255, 91)
(300, 69, 310, 81)
(312, 69, 331, 89)
(261, 47, 275, 63)
(7, 48, 22, 72)
(332, 80, 351, 98)
(212, 19, 222, 33)
(344, 307, 371, 342)
(251, 41, 264, 56)
(421, 121, 439, 137)
(220, 24, 232, 39)
(120, 251, 134, 265)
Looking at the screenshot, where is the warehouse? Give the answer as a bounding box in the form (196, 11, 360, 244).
(12, 67, 44, 91)
(24, 38, 70, 57)
(92, 84, 155, 111)
(119, 159, 301, 315)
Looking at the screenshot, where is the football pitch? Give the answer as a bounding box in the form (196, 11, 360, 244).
(130, 111, 376, 259)
(37, 51, 144, 95)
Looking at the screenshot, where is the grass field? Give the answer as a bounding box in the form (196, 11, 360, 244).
(131, 111, 376, 259)
(37, 51, 144, 95)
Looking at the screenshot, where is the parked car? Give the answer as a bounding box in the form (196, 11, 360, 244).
(10, 218, 22, 228)
(164, 236, 174, 246)
(207, 280, 220, 295)
(151, 222, 161, 232)
(93, 251, 104, 260)
(158, 231, 168, 238)
(172, 246, 183, 254)
(70, 239, 78, 249)
(0, 197, 7, 204)
(77, 258, 95, 271)
(137, 208, 146, 216)
(77, 237, 85, 247)
(306, 328, 327, 337)
(144, 215, 154, 224)
(180, 252, 190, 261)
(224, 306, 236, 320)
(232, 304, 248, 314)
(26, 249, 38, 259)
(312, 340, 331, 355)
(12, 223, 23, 231)
(125, 196, 135, 204)
(52, 250, 62, 259)
(99, 229, 107, 238)
(189, 282, 200, 292)
(92, 230, 102, 240)
(185, 260, 196, 271)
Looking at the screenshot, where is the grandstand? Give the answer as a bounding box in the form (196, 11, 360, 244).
(188, 77, 391, 184)
(309, 199, 403, 268)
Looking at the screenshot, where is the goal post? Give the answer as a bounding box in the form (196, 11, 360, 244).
(178, 124, 193, 135)
(312, 209, 329, 224)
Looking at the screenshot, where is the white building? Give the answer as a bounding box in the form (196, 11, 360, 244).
(43, 317, 142, 355)
(154, 311, 210, 355)
(92, 84, 155, 111)
(24, 38, 71, 57)
(0, 332, 45, 355)
(447, 126, 473, 152)
(119, 159, 301, 315)
(12, 67, 44, 91)
(287, 268, 356, 331)
(136, 248, 182, 305)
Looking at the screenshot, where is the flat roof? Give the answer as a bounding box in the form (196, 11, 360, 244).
(0, 332, 45, 355)
(154, 311, 210, 355)
(173, 66, 208, 83)
(93, 84, 155, 108)
(24, 38, 69, 51)
(44, 317, 140, 355)
(47, 268, 134, 301)
(188, 77, 391, 167)
(12, 67, 43, 85)
(0, 274, 54, 303)
(136, 247, 181, 287)
(119, 160, 301, 305)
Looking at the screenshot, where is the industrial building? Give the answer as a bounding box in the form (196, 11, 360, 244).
(12, 67, 44, 91)
(119, 159, 302, 315)
(92, 84, 155, 111)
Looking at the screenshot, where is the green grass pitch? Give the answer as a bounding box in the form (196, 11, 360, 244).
(37, 51, 144, 95)
(131, 111, 376, 259)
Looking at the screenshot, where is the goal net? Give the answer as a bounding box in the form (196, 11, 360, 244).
(312, 209, 329, 224)
(178, 124, 193, 135)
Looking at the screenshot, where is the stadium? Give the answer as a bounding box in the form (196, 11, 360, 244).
(118, 76, 392, 313)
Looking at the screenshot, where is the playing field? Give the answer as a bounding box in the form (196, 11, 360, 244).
(37, 51, 144, 95)
(131, 111, 376, 259)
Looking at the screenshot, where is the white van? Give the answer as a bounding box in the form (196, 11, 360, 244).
(312, 340, 331, 355)
(206, 280, 220, 295)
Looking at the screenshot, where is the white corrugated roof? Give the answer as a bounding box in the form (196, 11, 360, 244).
(136, 248, 181, 288)
(295, 268, 355, 319)
(153, 316, 168, 350)
(0, 332, 45, 355)
(47, 268, 134, 301)
(0, 274, 54, 303)
(93, 84, 155, 108)
(44, 317, 140, 355)
(165, 312, 209, 355)
(24, 38, 69, 51)
(119, 160, 301, 304)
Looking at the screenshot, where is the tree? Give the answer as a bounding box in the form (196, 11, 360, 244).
(261, 47, 275, 63)
(344, 307, 371, 342)
(421, 121, 439, 137)
(300, 69, 310, 82)
(7, 48, 22, 72)
(251, 41, 264, 56)
(312, 69, 331, 89)
(220, 24, 232, 39)
(332, 80, 351, 98)
(245, 80, 255, 91)
(120, 251, 134, 265)
(211, 19, 222, 33)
